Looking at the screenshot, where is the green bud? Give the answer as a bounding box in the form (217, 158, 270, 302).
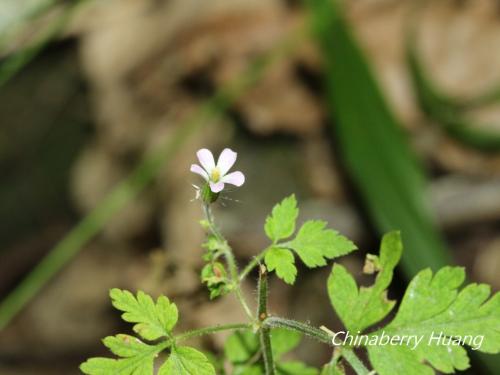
(201, 183, 219, 204)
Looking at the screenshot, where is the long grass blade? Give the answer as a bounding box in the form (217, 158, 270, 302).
(307, 0, 452, 276)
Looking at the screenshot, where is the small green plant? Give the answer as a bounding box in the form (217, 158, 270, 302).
(81, 148, 500, 374)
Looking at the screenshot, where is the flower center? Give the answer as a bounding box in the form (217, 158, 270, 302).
(210, 168, 221, 182)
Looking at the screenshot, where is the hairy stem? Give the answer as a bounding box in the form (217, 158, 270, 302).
(264, 317, 370, 374)
(263, 316, 332, 345)
(341, 348, 371, 375)
(239, 252, 266, 282)
(203, 204, 254, 320)
(257, 266, 275, 375)
(175, 323, 252, 342)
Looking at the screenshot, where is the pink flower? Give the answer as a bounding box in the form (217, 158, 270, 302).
(190, 148, 245, 193)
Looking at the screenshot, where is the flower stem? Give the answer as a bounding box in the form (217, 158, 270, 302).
(257, 266, 275, 375)
(202, 204, 254, 320)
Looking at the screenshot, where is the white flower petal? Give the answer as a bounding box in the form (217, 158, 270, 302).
(222, 171, 245, 186)
(217, 148, 237, 175)
(190, 164, 209, 180)
(209, 181, 225, 193)
(197, 148, 215, 172)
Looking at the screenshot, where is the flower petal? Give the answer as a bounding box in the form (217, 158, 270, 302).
(217, 148, 237, 175)
(209, 181, 225, 193)
(190, 164, 208, 180)
(197, 148, 215, 172)
(222, 171, 245, 186)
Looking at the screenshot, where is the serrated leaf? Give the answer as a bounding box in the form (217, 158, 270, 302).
(110, 289, 178, 340)
(328, 231, 402, 332)
(265, 195, 298, 242)
(265, 247, 297, 284)
(80, 339, 159, 375)
(103, 334, 152, 358)
(158, 346, 215, 375)
(367, 266, 500, 374)
(287, 220, 356, 268)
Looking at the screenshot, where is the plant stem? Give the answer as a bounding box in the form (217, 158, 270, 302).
(202, 204, 254, 320)
(341, 348, 371, 375)
(175, 323, 252, 342)
(239, 252, 266, 282)
(263, 316, 332, 345)
(257, 266, 275, 375)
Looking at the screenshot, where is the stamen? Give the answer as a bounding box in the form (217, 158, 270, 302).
(211, 168, 221, 182)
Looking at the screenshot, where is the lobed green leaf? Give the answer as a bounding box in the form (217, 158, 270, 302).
(80, 337, 159, 375)
(110, 289, 178, 340)
(158, 346, 215, 375)
(264, 247, 297, 285)
(265, 195, 299, 242)
(288, 220, 356, 268)
(366, 267, 500, 374)
(328, 231, 402, 332)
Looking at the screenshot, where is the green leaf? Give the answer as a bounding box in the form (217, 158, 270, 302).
(110, 289, 178, 340)
(265, 247, 297, 284)
(321, 362, 345, 375)
(80, 337, 159, 375)
(224, 330, 259, 364)
(265, 194, 298, 242)
(277, 361, 319, 375)
(270, 328, 302, 357)
(234, 365, 262, 375)
(202, 351, 225, 374)
(328, 231, 402, 332)
(287, 220, 356, 268)
(103, 334, 153, 358)
(80, 290, 179, 374)
(159, 346, 215, 375)
(367, 267, 500, 374)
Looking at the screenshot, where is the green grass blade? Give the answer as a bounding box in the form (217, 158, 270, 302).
(307, 0, 451, 276)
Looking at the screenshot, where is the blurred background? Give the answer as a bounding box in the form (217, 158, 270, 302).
(1, 0, 500, 374)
